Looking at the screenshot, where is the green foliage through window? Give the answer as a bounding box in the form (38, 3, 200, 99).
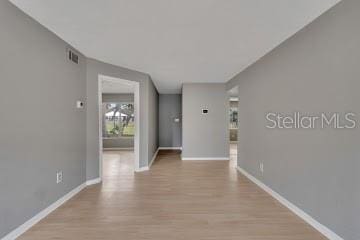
(102, 103, 135, 138)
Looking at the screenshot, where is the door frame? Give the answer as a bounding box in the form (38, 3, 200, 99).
(98, 74, 140, 180)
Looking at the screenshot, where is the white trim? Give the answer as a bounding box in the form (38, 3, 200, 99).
(158, 147, 182, 150)
(1, 183, 86, 240)
(98, 78, 103, 180)
(133, 79, 140, 172)
(236, 167, 344, 240)
(149, 148, 159, 167)
(135, 166, 149, 172)
(134, 147, 160, 172)
(182, 157, 230, 161)
(86, 178, 101, 186)
(98, 75, 140, 178)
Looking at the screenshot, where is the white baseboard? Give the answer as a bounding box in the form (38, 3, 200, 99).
(236, 167, 343, 240)
(135, 166, 149, 172)
(149, 148, 159, 168)
(1, 183, 86, 240)
(135, 147, 160, 172)
(158, 147, 182, 150)
(86, 178, 101, 186)
(182, 157, 230, 160)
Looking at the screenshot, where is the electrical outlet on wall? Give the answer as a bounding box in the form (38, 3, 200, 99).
(56, 171, 63, 184)
(259, 163, 264, 174)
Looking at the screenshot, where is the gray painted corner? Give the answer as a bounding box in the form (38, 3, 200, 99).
(159, 94, 182, 148)
(231, 0, 360, 239)
(182, 83, 229, 159)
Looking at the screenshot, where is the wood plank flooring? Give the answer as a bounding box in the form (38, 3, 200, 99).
(19, 146, 326, 240)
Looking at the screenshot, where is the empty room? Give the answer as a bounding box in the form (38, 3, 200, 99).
(1, 0, 359, 240)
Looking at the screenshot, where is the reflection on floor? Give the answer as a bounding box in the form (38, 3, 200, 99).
(102, 150, 135, 190)
(20, 148, 325, 240)
(230, 143, 237, 168)
(103, 150, 134, 176)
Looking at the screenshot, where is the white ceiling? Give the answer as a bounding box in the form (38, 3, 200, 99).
(10, 0, 339, 93)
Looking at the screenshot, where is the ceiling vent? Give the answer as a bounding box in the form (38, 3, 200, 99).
(67, 49, 79, 64)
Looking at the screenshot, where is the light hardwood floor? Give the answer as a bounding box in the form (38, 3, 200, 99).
(19, 145, 326, 240)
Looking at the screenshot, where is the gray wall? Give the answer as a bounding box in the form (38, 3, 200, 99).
(0, 1, 86, 238)
(182, 83, 229, 159)
(147, 79, 159, 162)
(103, 138, 133, 149)
(102, 93, 134, 103)
(159, 94, 182, 148)
(102, 94, 134, 149)
(229, 0, 360, 239)
(229, 129, 237, 142)
(86, 59, 159, 179)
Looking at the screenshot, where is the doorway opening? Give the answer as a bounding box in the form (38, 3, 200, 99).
(228, 86, 238, 168)
(98, 75, 140, 181)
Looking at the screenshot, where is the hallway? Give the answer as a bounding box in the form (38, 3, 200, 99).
(19, 150, 325, 240)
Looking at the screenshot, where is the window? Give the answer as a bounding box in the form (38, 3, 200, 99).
(102, 102, 134, 138)
(230, 106, 238, 129)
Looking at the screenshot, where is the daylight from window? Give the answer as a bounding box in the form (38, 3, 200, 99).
(230, 106, 238, 129)
(102, 103, 134, 138)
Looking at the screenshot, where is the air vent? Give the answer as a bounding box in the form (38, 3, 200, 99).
(67, 49, 79, 64)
